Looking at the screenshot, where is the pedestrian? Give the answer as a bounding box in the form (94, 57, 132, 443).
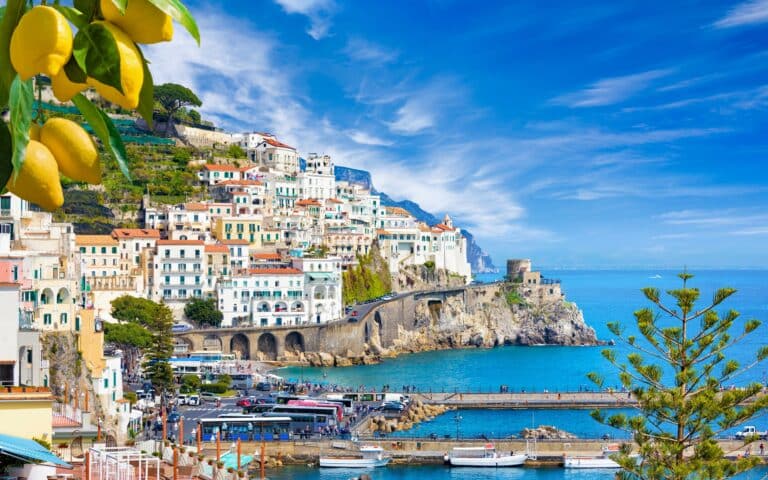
(760, 443, 765, 456)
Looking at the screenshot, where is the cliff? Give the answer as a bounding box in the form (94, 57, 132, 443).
(334, 165, 497, 273)
(301, 283, 599, 367)
(388, 286, 599, 355)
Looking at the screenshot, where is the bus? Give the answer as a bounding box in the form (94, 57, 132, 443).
(199, 416, 291, 441)
(287, 400, 343, 422)
(227, 373, 254, 390)
(270, 405, 340, 425)
(261, 412, 332, 435)
(323, 395, 354, 413)
(337, 392, 410, 404)
(243, 404, 276, 415)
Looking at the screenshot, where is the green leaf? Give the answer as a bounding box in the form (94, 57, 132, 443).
(52, 5, 89, 30)
(73, 22, 124, 94)
(63, 58, 88, 84)
(136, 56, 154, 129)
(71, 94, 132, 181)
(147, 0, 200, 45)
(74, 0, 98, 21)
(0, 122, 12, 192)
(0, 0, 26, 107)
(9, 75, 33, 178)
(108, 0, 129, 14)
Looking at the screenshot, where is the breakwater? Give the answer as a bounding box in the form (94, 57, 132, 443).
(412, 391, 636, 409)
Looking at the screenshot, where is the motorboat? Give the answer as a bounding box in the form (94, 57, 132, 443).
(319, 445, 390, 468)
(564, 443, 622, 469)
(445, 444, 527, 467)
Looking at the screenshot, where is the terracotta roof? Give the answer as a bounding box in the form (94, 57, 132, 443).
(385, 206, 411, 217)
(230, 190, 247, 195)
(418, 223, 433, 232)
(112, 229, 161, 239)
(76, 235, 118, 246)
(185, 203, 209, 211)
(0, 282, 20, 287)
(326, 198, 343, 204)
(204, 244, 230, 253)
(252, 252, 281, 260)
(296, 199, 321, 207)
(247, 268, 302, 275)
(432, 223, 455, 231)
(377, 229, 393, 235)
(157, 240, 205, 245)
(221, 239, 250, 245)
(263, 137, 295, 150)
(202, 164, 240, 172)
(217, 179, 263, 186)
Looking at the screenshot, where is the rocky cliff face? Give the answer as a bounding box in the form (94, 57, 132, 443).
(388, 288, 599, 355)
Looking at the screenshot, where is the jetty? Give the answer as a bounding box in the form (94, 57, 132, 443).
(411, 391, 637, 409)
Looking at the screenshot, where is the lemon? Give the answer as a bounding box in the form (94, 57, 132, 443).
(51, 69, 87, 102)
(40, 118, 101, 185)
(8, 140, 64, 211)
(100, 0, 173, 44)
(30, 123, 41, 141)
(86, 21, 144, 109)
(10, 6, 73, 80)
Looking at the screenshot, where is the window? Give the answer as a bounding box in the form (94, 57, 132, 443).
(104, 378, 108, 388)
(80, 247, 86, 253)
(60, 313, 67, 324)
(112, 247, 117, 254)
(101, 247, 107, 254)
(43, 314, 52, 325)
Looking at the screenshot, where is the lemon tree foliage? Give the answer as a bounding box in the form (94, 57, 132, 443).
(589, 272, 768, 480)
(0, 0, 199, 210)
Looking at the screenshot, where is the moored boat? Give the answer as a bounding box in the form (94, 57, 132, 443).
(564, 443, 621, 469)
(319, 445, 390, 468)
(446, 444, 527, 467)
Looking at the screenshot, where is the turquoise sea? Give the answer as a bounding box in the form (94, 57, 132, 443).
(279, 270, 768, 392)
(274, 270, 768, 479)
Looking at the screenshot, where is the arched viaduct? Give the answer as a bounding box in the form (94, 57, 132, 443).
(174, 284, 500, 361)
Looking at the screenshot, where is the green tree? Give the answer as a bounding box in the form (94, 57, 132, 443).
(184, 298, 223, 327)
(187, 109, 202, 124)
(111, 296, 175, 397)
(589, 272, 768, 480)
(226, 144, 246, 159)
(154, 83, 202, 136)
(104, 321, 153, 376)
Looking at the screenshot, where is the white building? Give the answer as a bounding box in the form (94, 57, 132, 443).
(217, 267, 305, 327)
(291, 257, 342, 324)
(151, 240, 207, 313)
(298, 153, 335, 201)
(92, 356, 123, 416)
(241, 133, 299, 174)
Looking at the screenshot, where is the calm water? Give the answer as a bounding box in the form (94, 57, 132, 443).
(278, 270, 768, 392)
(264, 465, 768, 480)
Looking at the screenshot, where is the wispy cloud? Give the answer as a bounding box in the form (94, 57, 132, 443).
(658, 209, 768, 228)
(345, 129, 393, 146)
(343, 38, 398, 64)
(273, 0, 335, 39)
(382, 77, 467, 135)
(713, 0, 768, 29)
(550, 69, 671, 107)
(623, 85, 768, 112)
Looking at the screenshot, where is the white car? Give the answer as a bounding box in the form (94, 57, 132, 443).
(187, 395, 200, 406)
(176, 394, 188, 406)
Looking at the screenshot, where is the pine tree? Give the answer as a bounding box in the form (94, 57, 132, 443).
(590, 272, 768, 479)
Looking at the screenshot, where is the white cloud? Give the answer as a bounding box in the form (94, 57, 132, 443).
(387, 101, 436, 134)
(550, 69, 671, 107)
(273, 0, 335, 39)
(345, 130, 393, 146)
(713, 0, 768, 28)
(343, 38, 398, 64)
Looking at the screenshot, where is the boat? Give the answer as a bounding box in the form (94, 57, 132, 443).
(319, 445, 390, 468)
(564, 444, 622, 469)
(445, 444, 527, 467)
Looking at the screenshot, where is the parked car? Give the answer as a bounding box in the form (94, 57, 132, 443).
(200, 392, 220, 403)
(380, 401, 405, 412)
(176, 394, 188, 406)
(350, 310, 358, 317)
(255, 382, 272, 392)
(236, 398, 252, 408)
(172, 323, 192, 333)
(187, 394, 200, 406)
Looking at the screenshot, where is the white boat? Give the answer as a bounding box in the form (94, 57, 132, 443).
(319, 445, 390, 468)
(564, 444, 621, 469)
(446, 444, 527, 467)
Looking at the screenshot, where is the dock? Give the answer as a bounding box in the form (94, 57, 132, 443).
(411, 391, 637, 409)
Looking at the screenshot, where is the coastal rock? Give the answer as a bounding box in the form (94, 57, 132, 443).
(521, 425, 577, 440)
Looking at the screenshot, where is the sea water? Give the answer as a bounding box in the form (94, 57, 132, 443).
(263, 465, 768, 480)
(278, 270, 768, 392)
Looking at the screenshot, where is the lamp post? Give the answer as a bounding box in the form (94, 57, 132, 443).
(454, 413, 462, 441)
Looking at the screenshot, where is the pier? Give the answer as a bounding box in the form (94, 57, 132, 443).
(411, 391, 637, 409)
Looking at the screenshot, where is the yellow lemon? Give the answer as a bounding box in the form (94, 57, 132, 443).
(86, 21, 144, 109)
(29, 123, 41, 141)
(10, 6, 73, 80)
(51, 69, 87, 102)
(100, 0, 173, 44)
(40, 118, 101, 185)
(8, 140, 64, 211)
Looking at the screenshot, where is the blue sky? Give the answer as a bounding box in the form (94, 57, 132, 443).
(147, 0, 768, 268)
